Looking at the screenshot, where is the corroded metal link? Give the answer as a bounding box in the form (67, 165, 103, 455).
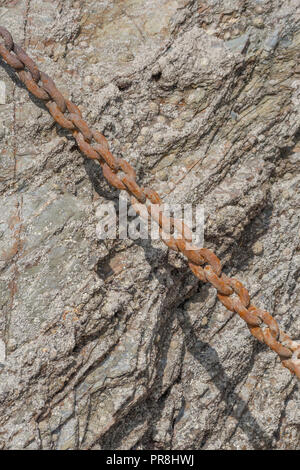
(160, 231, 179, 252)
(148, 203, 169, 230)
(148, 204, 192, 242)
(229, 278, 251, 308)
(217, 292, 236, 312)
(148, 204, 192, 244)
(172, 218, 193, 242)
(122, 175, 146, 203)
(131, 196, 149, 221)
(279, 331, 300, 354)
(66, 99, 82, 117)
(247, 324, 264, 343)
(93, 130, 110, 150)
(130, 195, 179, 250)
(101, 163, 126, 190)
(262, 328, 292, 359)
(0, 26, 13, 50)
(147, 202, 193, 242)
(220, 273, 251, 309)
(188, 261, 207, 282)
(0, 43, 24, 69)
(231, 298, 261, 327)
(282, 358, 300, 378)
(18, 70, 50, 101)
(249, 306, 279, 339)
(204, 265, 233, 296)
(117, 158, 136, 179)
(131, 196, 177, 249)
(46, 101, 75, 130)
(1, 25, 299, 380)
(40, 71, 66, 113)
(175, 239, 205, 265)
(132, 197, 178, 249)
(13, 43, 40, 82)
(199, 248, 222, 276)
(70, 113, 93, 142)
(136, 195, 194, 248)
(74, 131, 100, 160)
(143, 188, 162, 205)
(95, 146, 119, 171)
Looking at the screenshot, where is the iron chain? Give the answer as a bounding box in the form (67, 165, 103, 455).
(0, 26, 299, 379)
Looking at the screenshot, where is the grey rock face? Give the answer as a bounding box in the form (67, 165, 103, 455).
(0, 0, 299, 450)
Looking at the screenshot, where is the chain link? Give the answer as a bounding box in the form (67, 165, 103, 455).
(0, 26, 299, 379)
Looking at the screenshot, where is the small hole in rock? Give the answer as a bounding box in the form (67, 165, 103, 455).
(152, 71, 162, 81)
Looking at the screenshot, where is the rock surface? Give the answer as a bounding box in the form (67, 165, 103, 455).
(0, 0, 299, 450)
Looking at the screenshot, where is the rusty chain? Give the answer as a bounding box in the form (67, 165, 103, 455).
(0, 26, 299, 379)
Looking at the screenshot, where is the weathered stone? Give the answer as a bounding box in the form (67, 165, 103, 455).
(0, 81, 5, 104)
(225, 33, 250, 54)
(0, 0, 299, 451)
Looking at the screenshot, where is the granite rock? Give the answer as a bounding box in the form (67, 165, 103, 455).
(0, 0, 299, 450)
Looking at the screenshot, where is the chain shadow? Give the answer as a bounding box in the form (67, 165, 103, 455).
(0, 61, 277, 449)
(94, 287, 275, 450)
(80, 157, 277, 450)
(96, 309, 182, 450)
(177, 307, 274, 449)
(0, 59, 49, 113)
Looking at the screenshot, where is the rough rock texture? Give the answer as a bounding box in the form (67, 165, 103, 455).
(0, 0, 299, 450)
